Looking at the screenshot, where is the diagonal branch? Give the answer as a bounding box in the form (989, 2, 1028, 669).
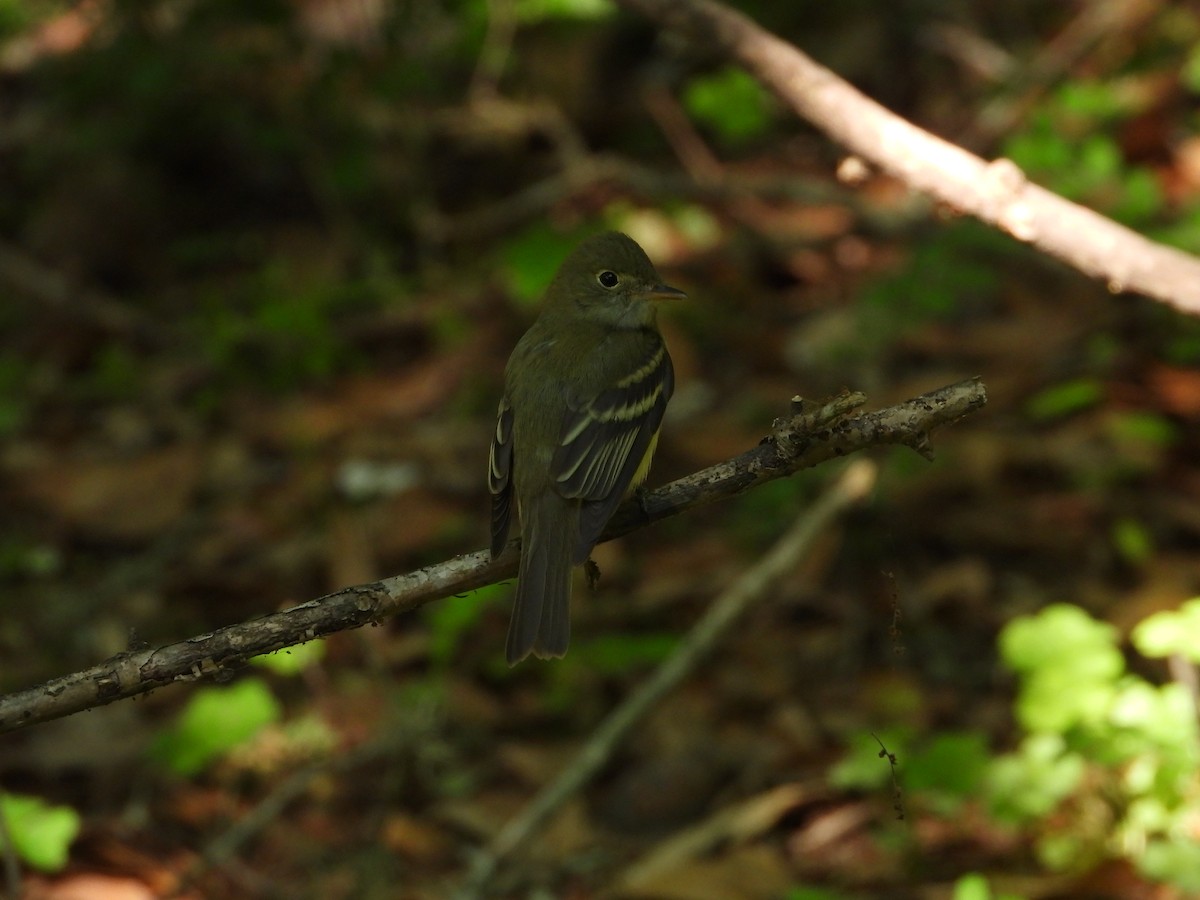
(459, 459, 879, 897)
(0, 378, 986, 735)
(613, 0, 1200, 313)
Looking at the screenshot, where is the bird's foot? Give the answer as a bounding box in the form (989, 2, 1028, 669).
(584, 558, 601, 591)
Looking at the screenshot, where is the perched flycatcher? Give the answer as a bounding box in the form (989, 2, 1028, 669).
(488, 231, 684, 664)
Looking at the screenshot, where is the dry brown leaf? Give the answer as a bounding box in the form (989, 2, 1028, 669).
(615, 842, 794, 900)
(14, 443, 203, 540)
(787, 800, 897, 882)
(381, 812, 455, 864)
(617, 783, 812, 890)
(22, 874, 163, 900)
(1145, 364, 1200, 416)
(325, 507, 379, 589)
(265, 345, 479, 445)
(373, 488, 464, 560)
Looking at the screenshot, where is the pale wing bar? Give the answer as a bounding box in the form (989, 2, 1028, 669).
(488, 397, 515, 559)
(552, 338, 674, 562)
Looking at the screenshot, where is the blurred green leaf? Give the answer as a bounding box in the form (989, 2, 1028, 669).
(0, 792, 81, 872)
(1184, 44, 1200, 94)
(573, 632, 678, 674)
(1024, 379, 1103, 421)
(251, 640, 326, 676)
(856, 221, 1003, 353)
(1001, 604, 1124, 733)
(90, 344, 142, 400)
(1105, 411, 1178, 448)
(1036, 828, 1092, 872)
(1111, 517, 1154, 566)
(425, 582, 510, 667)
(953, 875, 991, 900)
(0, 539, 61, 580)
(1139, 837, 1200, 892)
(999, 604, 1120, 677)
(1107, 681, 1198, 757)
(1057, 81, 1130, 120)
(0, 353, 30, 437)
(151, 678, 282, 776)
(500, 224, 587, 305)
(830, 728, 912, 791)
(1115, 168, 1164, 223)
(684, 67, 773, 145)
(1004, 84, 1164, 225)
(787, 888, 855, 900)
(1005, 128, 1074, 176)
(515, 0, 613, 22)
(904, 731, 990, 806)
(986, 734, 1086, 823)
(1132, 599, 1200, 662)
(953, 873, 1022, 900)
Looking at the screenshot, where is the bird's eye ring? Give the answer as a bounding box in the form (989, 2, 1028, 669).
(597, 270, 619, 289)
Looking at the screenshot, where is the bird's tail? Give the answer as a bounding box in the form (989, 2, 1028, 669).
(506, 494, 574, 665)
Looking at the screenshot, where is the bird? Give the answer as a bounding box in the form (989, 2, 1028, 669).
(488, 231, 684, 664)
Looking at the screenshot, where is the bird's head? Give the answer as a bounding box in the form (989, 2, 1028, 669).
(544, 231, 685, 329)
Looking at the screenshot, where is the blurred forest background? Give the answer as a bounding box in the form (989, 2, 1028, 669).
(3, 0, 1200, 898)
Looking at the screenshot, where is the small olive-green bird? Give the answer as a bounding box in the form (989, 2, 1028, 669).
(488, 232, 684, 664)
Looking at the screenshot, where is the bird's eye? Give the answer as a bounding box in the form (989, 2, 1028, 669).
(597, 270, 620, 289)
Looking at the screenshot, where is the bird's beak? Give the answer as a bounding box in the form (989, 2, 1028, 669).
(636, 283, 687, 302)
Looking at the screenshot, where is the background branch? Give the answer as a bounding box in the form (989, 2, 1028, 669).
(0, 378, 985, 735)
(459, 460, 878, 897)
(613, 0, 1200, 313)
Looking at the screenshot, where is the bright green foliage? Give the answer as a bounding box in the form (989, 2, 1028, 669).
(1133, 598, 1200, 663)
(988, 603, 1200, 888)
(150, 678, 282, 776)
(684, 67, 774, 146)
(515, 0, 613, 21)
(836, 603, 1200, 891)
(999, 603, 1123, 733)
(1139, 838, 1200, 893)
(1004, 83, 1166, 227)
(0, 792, 81, 872)
(1183, 43, 1200, 93)
(985, 733, 1086, 822)
(1023, 379, 1103, 421)
(953, 873, 1025, 900)
(251, 639, 327, 676)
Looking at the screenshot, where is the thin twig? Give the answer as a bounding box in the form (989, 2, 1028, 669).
(458, 460, 877, 897)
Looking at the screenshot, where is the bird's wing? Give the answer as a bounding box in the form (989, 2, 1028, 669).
(552, 336, 673, 562)
(488, 396, 515, 559)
